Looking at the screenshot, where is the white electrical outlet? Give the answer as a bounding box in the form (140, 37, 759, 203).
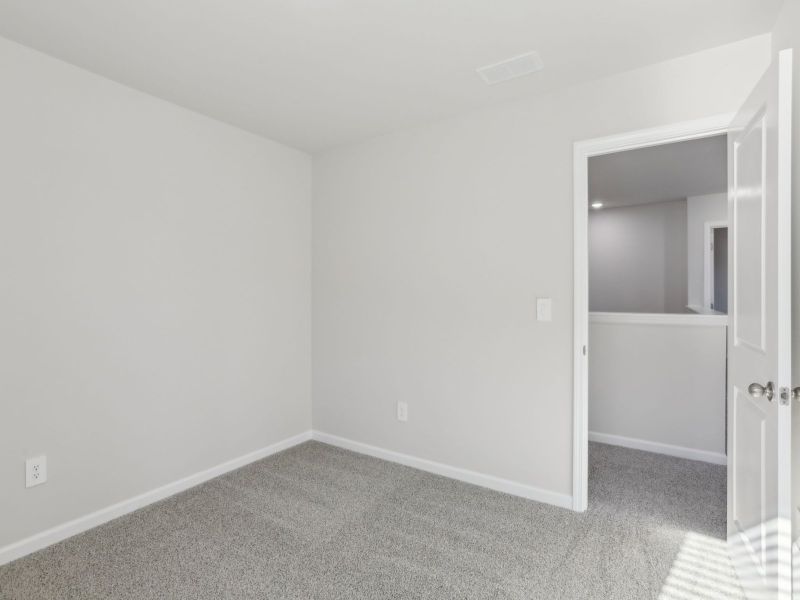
(396, 401, 408, 422)
(26, 455, 47, 488)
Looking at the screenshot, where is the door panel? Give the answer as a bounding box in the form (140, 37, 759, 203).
(732, 386, 768, 570)
(727, 49, 792, 599)
(732, 112, 766, 352)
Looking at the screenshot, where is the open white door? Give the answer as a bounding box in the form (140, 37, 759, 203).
(727, 48, 793, 599)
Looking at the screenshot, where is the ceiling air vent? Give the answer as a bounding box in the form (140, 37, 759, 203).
(476, 51, 544, 85)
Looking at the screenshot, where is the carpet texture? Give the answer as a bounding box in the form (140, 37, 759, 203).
(0, 441, 741, 599)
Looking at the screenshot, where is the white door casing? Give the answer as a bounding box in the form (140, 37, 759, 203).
(727, 48, 793, 600)
(572, 113, 734, 514)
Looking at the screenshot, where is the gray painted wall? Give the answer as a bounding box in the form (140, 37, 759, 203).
(589, 320, 727, 456)
(0, 37, 312, 549)
(312, 36, 770, 498)
(589, 199, 688, 313)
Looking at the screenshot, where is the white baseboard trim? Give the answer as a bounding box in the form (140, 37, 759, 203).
(588, 431, 727, 465)
(0, 430, 313, 567)
(311, 430, 573, 510)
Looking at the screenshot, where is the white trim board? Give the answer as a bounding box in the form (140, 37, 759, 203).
(589, 311, 728, 327)
(0, 430, 313, 567)
(686, 304, 727, 316)
(312, 431, 573, 510)
(589, 431, 727, 465)
(572, 113, 733, 513)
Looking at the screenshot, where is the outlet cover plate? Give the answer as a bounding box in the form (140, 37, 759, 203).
(26, 455, 47, 488)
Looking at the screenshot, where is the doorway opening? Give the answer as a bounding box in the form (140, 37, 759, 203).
(705, 222, 729, 313)
(573, 117, 737, 595)
(572, 115, 733, 514)
(573, 49, 794, 600)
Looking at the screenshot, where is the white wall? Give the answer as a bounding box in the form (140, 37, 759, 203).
(589, 199, 687, 313)
(770, 0, 800, 548)
(588, 316, 727, 461)
(0, 37, 312, 549)
(312, 35, 771, 499)
(686, 193, 728, 309)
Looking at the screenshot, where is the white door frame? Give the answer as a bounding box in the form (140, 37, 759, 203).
(704, 220, 729, 311)
(572, 114, 733, 512)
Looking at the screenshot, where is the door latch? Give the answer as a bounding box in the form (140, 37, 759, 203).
(778, 386, 800, 406)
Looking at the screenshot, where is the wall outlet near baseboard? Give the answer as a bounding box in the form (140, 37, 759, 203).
(26, 455, 47, 488)
(396, 401, 408, 422)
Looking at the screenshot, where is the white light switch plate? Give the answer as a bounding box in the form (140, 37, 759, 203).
(26, 455, 47, 488)
(536, 298, 552, 322)
(397, 401, 408, 422)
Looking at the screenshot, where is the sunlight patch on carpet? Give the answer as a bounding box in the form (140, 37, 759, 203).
(658, 531, 744, 600)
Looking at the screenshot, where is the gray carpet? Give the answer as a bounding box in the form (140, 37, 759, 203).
(0, 441, 741, 600)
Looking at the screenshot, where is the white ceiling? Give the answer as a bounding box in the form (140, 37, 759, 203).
(588, 135, 727, 209)
(0, 1, 782, 152)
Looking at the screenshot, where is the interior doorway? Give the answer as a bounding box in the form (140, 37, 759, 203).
(584, 131, 730, 470)
(706, 223, 729, 313)
(572, 115, 733, 514)
(573, 50, 795, 595)
(573, 117, 738, 596)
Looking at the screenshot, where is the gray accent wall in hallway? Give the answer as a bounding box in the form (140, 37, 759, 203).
(589, 199, 688, 313)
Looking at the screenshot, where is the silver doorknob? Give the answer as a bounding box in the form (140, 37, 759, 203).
(748, 381, 774, 401)
(794, 388, 800, 402)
